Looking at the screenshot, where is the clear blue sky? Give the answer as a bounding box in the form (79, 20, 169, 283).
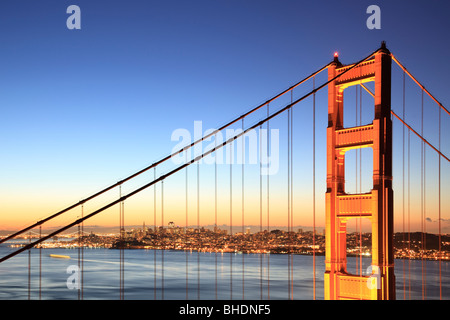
(0, 0, 449, 230)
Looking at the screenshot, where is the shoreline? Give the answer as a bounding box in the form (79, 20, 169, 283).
(10, 244, 449, 262)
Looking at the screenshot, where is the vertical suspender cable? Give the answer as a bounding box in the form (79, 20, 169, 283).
(242, 118, 245, 300)
(28, 232, 31, 300)
(186, 151, 189, 299)
(404, 76, 412, 299)
(408, 128, 411, 299)
(153, 168, 157, 300)
(355, 86, 358, 273)
(438, 105, 442, 300)
(402, 71, 406, 299)
(119, 185, 124, 300)
(197, 161, 200, 300)
(259, 124, 263, 299)
(39, 225, 42, 300)
(421, 89, 425, 300)
(230, 139, 233, 299)
(267, 103, 270, 300)
(290, 90, 294, 299)
(355, 86, 359, 275)
(119, 187, 121, 300)
(356, 86, 360, 280)
(312, 76, 316, 300)
(359, 85, 363, 299)
(0, 62, 332, 251)
(122, 201, 125, 299)
(287, 107, 291, 300)
(78, 219, 81, 300)
(424, 114, 427, 300)
(354, 85, 361, 299)
(161, 180, 164, 300)
(359, 85, 362, 279)
(81, 204, 84, 299)
(215, 134, 218, 300)
(122, 191, 125, 299)
(287, 108, 292, 299)
(118, 185, 122, 300)
(356, 85, 361, 299)
(424, 135, 427, 298)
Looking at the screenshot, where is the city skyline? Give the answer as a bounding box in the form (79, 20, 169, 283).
(9, 223, 447, 262)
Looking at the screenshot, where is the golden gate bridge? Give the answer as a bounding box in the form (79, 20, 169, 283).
(0, 42, 448, 300)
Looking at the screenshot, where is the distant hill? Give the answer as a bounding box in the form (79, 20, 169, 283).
(394, 232, 450, 250)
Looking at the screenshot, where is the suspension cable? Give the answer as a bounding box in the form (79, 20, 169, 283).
(390, 111, 449, 162)
(391, 54, 450, 117)
(360, 83, 450, 162)
(0, 62, 332, 246)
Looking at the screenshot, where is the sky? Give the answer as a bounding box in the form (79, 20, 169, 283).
(0, 0, 449, 233)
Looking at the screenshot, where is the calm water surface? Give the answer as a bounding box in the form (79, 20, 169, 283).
(0, 242, 448, 300)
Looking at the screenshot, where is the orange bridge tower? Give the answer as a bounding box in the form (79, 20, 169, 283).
(324, 42, 395, 300)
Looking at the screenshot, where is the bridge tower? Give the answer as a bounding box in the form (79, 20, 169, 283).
(324, 42, 395, 300)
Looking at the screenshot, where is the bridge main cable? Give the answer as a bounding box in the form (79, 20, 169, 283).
(0, 61, 332, 246)
(0, 45, 383, 263)
(392, 54, 450, 117)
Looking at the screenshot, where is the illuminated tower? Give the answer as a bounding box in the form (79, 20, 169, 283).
(324, 42, 395, 300)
